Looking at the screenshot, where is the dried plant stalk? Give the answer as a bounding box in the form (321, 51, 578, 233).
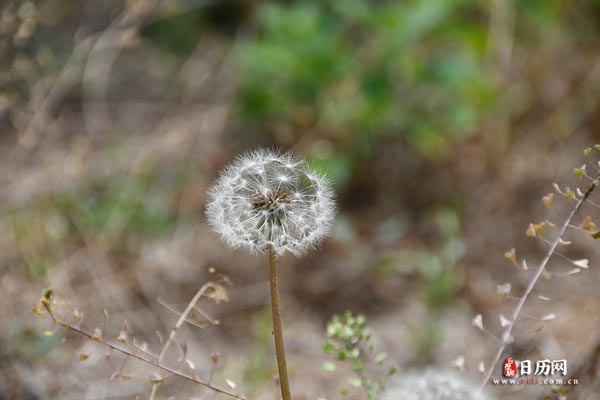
(149, 282, 221, 400)
(480, 176, 598, 388)
(40, 296, 244, 399)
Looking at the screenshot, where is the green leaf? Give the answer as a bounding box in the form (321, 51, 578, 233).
(327, 323, 341, 338)
(348, 378, 362, 388)
(322, 341, 334, 353)
(348, 348, 360, 359)
(374, 352, 387, 364)
(356, 314, 366, 326)
(363, 328, 372, 341)
(323, 361, 337, 372)
(566, 187, 576, 202)
(343, 325, 355, 338)
(542, 193, 553, 209)
(573, 165, 586, 180)
(43, 288, 53, 301)
(352, 360, 364, 373)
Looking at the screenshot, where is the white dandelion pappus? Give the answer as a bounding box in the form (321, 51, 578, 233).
(206, 149, 335, 256)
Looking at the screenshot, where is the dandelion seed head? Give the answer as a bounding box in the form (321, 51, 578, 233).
(206, 148, 336, 256)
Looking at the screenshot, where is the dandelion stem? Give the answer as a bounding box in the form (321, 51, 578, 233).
(269, 246, 292, 400)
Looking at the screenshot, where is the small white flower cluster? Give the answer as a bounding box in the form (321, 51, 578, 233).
(206, 149, 335, 256)
(382, 370, 494, 400)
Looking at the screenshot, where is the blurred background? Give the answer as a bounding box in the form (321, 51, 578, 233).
(2, 0, 600, 399)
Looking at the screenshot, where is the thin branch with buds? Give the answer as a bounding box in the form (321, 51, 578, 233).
(480, 175, 599, 389)
(39, 296, 245, 400)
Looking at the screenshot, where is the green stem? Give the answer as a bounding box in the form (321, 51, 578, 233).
(268, 246, 292, 400)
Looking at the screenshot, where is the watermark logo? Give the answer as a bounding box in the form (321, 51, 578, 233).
(503, 356, 517, 377)
(493, 356, 577, 386)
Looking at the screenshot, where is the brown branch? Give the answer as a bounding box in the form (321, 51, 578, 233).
(40, 300, 245, 400)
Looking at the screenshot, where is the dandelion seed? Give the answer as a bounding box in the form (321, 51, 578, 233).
(206, 148, 336, 256)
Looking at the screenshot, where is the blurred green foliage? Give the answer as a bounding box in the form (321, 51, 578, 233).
(8, 150, 182, 283)
(57, 177, 177, 239)
(410, 209, 464, 363)
(376, 208, 464, 309)
(141, 9, 206, 56)
(418, 208, 464, 310)
(374, 208, 464, 362)
(236, 0, 497, 184)
(2, 322, 57, 362)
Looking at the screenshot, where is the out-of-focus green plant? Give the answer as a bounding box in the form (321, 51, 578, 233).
(410, 209, 464, 363)
(236, 0, 496, 184)
(141, 8, 206, 56)
(418, 208, 464, 310)
(57, 176, 177, 239)
(246, 306, 278, 392)
(5, 140, 184, 288)
(375, 208, 464, 363)
(323, 311, 398, 399)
